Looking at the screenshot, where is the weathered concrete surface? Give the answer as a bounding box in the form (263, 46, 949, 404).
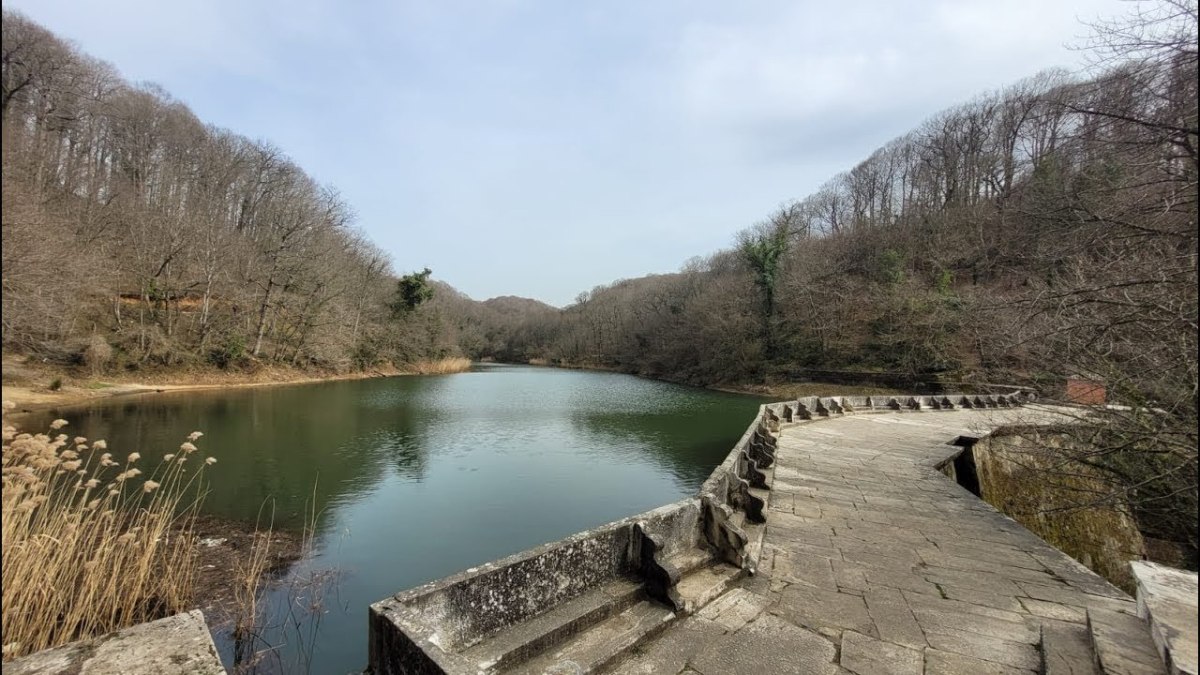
(1041, 622, 1100, 675)
(4, 610, 225, 675)
(370, 498, 704, 674)
(1089, 607, 1167, 674)
(604, 405, 1162, 675)
(1131, 561, 1198, 675)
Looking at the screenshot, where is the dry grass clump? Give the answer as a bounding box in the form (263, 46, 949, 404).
(408, 357, 472, 375)
(230, 508, 277, 666)
(227, 483, 329, 674)
(80, 335, 113, 375)
(1, 401, 216, 660)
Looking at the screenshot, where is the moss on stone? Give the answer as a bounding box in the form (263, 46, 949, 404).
(972, 431, 1145, 594)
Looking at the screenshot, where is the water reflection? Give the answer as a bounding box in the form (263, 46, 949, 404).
(24, 365, 768, 673)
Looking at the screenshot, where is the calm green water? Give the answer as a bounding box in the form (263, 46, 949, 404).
(27, 364, 767, 674)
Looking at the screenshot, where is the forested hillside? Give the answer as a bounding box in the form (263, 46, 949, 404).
(1, 12, 479, 374)
(489, 2, 1197, 407)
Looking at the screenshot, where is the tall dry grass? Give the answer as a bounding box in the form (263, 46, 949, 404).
(231, 511, 276, 671)
(407, 357, 472, 375)
(1, 401, 216, 660)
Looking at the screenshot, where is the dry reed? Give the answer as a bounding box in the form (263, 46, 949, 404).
(228, 481, 329, 674)
(1, 402, 214, 660)
(407, 357, 472, 375)
(231, 504, 276, 660)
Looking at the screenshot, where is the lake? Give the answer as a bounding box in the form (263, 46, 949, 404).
(26, 364, 768, 674)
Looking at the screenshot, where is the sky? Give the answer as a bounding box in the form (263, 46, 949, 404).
(7, 0, 1129, 306)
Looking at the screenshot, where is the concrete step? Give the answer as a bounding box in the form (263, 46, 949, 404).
(729, 510, 768, 573)
(666, 547, 716, 577)
(508, 600, 676, 675)
(461, 577, 645, 673)
(748, 486, 771, 503)
(1087, 608, 1167, 675)
(1041, 621, 1100, 675)
(674, 562, 744, 615)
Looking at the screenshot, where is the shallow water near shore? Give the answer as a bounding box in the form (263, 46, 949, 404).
(26, 363, 768, 674)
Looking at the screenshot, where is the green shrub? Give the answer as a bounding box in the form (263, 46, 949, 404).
(207, 336, 246, 369)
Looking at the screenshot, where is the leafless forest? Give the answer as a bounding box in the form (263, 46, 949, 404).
(2, 4, 1196, 557)
(1, 12, 477, 372)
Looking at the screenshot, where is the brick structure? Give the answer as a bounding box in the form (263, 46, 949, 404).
(1066, 378, 1106, 405)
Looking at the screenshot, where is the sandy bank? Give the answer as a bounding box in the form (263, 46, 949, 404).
(0, 356, 471, 414)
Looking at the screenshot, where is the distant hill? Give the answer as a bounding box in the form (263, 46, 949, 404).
(482, 296, 558, 314)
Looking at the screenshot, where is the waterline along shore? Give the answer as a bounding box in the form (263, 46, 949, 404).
(0, 356, 473, 414)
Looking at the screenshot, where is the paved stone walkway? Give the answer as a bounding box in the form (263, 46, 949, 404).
(607, 406, 1143, 675)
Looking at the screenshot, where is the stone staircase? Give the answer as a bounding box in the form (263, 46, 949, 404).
(458, 577, 647, 673)
(1041, 608, 1168, 675)
(1042, 622, 1102, 675)
(1040, 559, 1198, 675)
(454, 551, 742, 674)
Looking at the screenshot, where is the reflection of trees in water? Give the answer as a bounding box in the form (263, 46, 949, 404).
(568, 394, 764, 491)
(554, 371, 767, 490)
(360, 413, 434, 483)
(26, 372, 763, 536)
(26, 377, 452, 533)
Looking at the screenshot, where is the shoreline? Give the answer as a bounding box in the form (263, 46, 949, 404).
(188, 515, 305, 631)
(2, 354, 910, 418)
(516, 359, 907, 400)
(0, 357, 471, 415)
(707, 381, 908, 399)
(1, 369, 398, 415)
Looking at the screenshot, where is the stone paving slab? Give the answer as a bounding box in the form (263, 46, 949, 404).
(1042, 621, 1102, 675)
(4, 610, 225, 675)
(604, 617, 726, 675)
(841, 630, 923, 675)
(605, 405, 1159, 675)
(689, 613, 844, 675)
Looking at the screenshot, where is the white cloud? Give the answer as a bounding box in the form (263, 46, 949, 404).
(671, 0, 1127, 138)
(6, 0, 361, 85)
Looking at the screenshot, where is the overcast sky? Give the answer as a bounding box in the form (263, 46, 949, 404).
(8, 0, 1129, 306)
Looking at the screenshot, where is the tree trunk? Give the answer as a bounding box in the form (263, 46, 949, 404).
(252, 277, 274, 357)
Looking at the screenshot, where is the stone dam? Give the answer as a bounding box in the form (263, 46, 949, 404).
(10, 393, 1198, 675)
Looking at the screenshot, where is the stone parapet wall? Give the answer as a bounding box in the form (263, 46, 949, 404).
(696, 392, 1037, 563)
(369, 499, 702, 674)
(369, 390, 1038, 673)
